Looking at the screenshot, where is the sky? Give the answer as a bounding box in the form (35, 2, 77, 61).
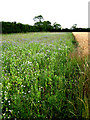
(1, 0, 89, 28)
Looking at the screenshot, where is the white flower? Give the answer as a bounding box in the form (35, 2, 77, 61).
(0, 83, 2, 85)
(28, 61, 32, 64)
(3, 113, 5, 116)
(9, 110, 12, 113)
(4, 91, 7, 93)
(28, 91, 31, 93)
(5, 97, 7, 100)
(21, 85, 23, 87)
(6, 86, 8, 89)
(58, 48, 61, 50)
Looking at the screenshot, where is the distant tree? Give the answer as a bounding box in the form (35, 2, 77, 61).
(2, 21, 90, 33)
(62, 28, 70, 32)
(13, 21, 17, 24)
(43, 21, 51, 26)
(2, 21, 34, 33)
(34, 21, 43, 26)
(53, 22, 61, 31)
(71, 24, 77, 30)
(34, 20, 52, 32)
(34, 21, 43, 31)
(43, 21, 52, 31)
(33, 15, 44, 22)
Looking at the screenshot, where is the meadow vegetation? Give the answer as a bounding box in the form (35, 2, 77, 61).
(1, 32, 89, 119)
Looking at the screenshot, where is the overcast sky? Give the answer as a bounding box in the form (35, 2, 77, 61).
(1, 0, 89, 28)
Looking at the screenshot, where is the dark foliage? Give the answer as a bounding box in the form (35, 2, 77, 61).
(1, 19, 90, 34)
(1, 21, 35, 33)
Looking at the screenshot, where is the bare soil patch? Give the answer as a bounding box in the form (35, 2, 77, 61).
(72, 32, 89, 57)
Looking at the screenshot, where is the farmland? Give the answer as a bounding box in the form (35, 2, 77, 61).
(1, 32, 89, 119)
(72, 32, 88, 57)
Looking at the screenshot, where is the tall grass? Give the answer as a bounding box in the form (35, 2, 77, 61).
(1, 32, 89, 119)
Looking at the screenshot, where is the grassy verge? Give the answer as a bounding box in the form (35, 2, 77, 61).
(1, 32, 89, 119)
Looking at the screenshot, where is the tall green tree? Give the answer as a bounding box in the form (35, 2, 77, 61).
(53, 22, 61, 31)
(33, 15, 44, 22)
(43, 21, 52, 31)
(71, 24, 77, 30)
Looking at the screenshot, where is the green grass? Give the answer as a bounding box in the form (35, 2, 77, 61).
(1, 32, 89, 119)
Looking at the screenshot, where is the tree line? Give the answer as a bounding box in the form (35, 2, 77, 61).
(1, 15, 90, 33)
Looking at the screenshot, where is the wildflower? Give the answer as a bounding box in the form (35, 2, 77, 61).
(9, 110, 12, 113)
(29, 41, 33, 44)
(28, 61, 32, 64)
(5, 97, 7, 100)
(5, 74, 7, 76)
(21, 85, 23, 87)
(58, 48, 61, 50)
(6, 86, 8, 89)
(28, 91, 31, 93)
(8, 115, 11, 119)
(3, 113, 5, 116)
(13, 54, 16, 56)
(37, 52, 39, 55)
